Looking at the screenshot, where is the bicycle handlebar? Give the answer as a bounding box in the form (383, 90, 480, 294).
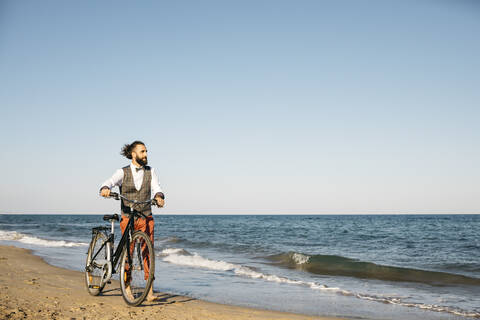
(108, 192, 158, 206)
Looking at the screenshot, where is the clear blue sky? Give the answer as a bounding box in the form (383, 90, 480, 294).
(1, 0, 479, 214)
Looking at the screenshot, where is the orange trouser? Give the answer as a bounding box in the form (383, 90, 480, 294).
(120, 215, 154, 281)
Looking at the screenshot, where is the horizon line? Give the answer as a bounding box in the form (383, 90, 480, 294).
(1, 211, 479, 216)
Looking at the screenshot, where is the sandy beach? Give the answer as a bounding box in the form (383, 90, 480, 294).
(0, 245, 345, 320)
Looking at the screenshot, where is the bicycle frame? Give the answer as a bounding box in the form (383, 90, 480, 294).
(88, 212, 139, 280)
(87, 191, 157, 287)
(86, 191, 158, 306)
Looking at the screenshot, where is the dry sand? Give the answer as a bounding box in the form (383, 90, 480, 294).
(0, 245, 346, 320)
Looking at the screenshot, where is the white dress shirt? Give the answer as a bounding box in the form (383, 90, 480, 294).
(101, 163, 163, 196)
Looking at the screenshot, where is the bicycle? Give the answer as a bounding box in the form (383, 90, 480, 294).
(85, 192, 157, 306)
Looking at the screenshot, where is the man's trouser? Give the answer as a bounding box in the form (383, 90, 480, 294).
(120, 215, 154, 281)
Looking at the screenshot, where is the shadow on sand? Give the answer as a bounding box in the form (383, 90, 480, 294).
(99, 288, 196, 306)
(143, 293, 196, 307)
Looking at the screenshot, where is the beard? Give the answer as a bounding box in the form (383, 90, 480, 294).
(136, 155, 148, 166)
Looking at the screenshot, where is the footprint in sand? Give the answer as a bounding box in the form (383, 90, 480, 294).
(24, 278, 39, 285)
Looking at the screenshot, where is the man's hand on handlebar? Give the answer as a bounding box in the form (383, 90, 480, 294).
(154, 194, 164, 208)
(102, 191, 162, 207)
(100, 187, 110, 198)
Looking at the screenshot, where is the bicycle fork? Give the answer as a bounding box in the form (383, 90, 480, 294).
(102, 219, 116, 282)
(126, 230, 144, 272)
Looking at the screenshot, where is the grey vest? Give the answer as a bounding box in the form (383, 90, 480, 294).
(120, 165, 152, 217)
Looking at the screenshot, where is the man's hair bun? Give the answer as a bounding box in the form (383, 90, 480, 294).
(120, 141, 145, 159)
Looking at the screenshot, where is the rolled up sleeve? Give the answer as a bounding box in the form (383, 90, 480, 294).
(100, 169, 124, 191)
(151, 168, 164, 198)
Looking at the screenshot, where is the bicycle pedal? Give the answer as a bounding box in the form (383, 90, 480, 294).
(107, 281, 111, 284)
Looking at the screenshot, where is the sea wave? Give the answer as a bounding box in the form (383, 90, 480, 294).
(159, 236, 183, 243)
(0, 230, 88, 247)
(157, 247, 341, 291)
(159, 247, 480, 318)
(266, 251, 480, 286)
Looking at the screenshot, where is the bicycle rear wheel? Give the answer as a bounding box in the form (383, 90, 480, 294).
(119, 230, 155, 306)
(85, 232, 108, 296)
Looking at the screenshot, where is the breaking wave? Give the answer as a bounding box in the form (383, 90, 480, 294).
(157, 247, 341, 291)
(266, 251, 480, 286)
(159, 247, 480, 318)
(0, 230, 88, 247)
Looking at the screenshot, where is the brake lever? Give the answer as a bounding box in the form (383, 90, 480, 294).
(109, 192, 120, 200)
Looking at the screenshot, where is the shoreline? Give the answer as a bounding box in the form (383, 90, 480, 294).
(0, 245, 347, 320)
(2, 213, 479, 215)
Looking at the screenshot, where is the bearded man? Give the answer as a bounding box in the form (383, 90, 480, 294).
(99, 140, 165, 301)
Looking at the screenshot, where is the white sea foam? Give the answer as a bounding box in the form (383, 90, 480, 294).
(158, 247, 480, 318)
(0, 230, 88, 247)
(291, 252, 310, 265)
(159, 248, 192, 256)
(159, 248, 341, 292)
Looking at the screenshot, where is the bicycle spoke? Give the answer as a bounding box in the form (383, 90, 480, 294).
(120, 231, 154, 306)
(85, 232, 108, 295)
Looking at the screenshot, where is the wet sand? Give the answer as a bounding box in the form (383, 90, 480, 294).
(0, 245, 346, 320)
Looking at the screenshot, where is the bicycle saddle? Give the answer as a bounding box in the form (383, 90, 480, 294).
(103, 214, 119, 221)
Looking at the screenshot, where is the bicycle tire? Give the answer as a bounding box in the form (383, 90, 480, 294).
(85, 231, 108, 296)
(119, 230, 155, 306)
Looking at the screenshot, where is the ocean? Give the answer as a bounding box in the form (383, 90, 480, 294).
(0, 214, 478, 319)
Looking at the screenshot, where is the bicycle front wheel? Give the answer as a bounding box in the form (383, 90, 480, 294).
(120, 230, 155, 306)
(85, 232, 108, 296)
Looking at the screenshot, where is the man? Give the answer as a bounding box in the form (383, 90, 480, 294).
(99, 140, 165, 301)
